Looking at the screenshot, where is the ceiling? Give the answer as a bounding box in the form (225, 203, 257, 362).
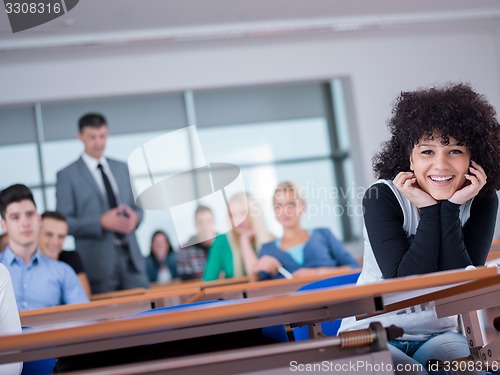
(1, 0, 500, 52)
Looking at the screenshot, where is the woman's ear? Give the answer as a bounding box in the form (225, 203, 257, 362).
(409, 155, 414, 172)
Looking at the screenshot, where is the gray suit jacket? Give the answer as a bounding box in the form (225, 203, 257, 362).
(56, 157, 146, 286)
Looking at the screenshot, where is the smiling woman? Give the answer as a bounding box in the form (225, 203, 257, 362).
(374, 83, 500, 198)
(396, 134, 476, 206)
(339, 83, 500, 375)
(253, 181, 360, 281)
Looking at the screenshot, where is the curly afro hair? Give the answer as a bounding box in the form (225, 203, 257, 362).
(373, 83, 500, 197)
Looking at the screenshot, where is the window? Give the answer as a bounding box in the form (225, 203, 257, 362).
(0, 79, 359, 253)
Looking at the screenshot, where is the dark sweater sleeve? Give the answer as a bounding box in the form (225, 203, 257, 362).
(363, 183, 441, 278)
(439, 194, 498, 270)
(59, 251, 85, 274)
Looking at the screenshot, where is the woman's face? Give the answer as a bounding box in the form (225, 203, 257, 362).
(273, 190, 305, 229)
(409, 134, 471, 200)
(229, 200, 252, 235)
(152, 233, 169, 260)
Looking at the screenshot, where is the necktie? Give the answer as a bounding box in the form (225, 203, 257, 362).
(97, 164, 118, 209)
(97, 163, 126, 242)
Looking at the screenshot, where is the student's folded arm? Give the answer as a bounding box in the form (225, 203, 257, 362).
(241, 239, 259, 282)
(364, 184, 441, 278)
(439, 194, 498, 270)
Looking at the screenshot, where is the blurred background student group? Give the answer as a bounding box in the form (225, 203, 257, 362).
(2, 3, 500, 375)
(1, 1, 499, 293)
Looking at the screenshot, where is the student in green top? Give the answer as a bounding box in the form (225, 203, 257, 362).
(203, 193, 273, 281)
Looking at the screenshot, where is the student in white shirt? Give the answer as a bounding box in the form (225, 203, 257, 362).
(0, 263, 22, 375)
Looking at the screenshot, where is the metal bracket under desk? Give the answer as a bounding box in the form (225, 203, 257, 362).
(290, 296, 384, 338)
(442, 310, 500, 372)
(67, 323, 396, 375)
(434, 280, 500, 370)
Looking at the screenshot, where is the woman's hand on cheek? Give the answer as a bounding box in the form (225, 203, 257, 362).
(238, 227, 255, 246)
(449, 161, 487, 205)
(393, 171, 437, 208)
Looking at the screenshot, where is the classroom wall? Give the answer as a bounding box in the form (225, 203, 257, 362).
(2, 20, 500, 237)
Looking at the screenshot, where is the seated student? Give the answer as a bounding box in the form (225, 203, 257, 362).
(339, 83, 500, 375)
(177, 205, 217, 280)
(145, 230, 178, 284)
(203, 193, 274, 281)
(0, 263, 23, 375)
(0, 184, 89, 310)
(39, 211, 92, 298)
(254, 181, 359, 281)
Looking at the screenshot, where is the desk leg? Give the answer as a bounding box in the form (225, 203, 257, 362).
(462, 311, 485, 349)
(307, 322, 325, 339)
(461, 311, 500, 372)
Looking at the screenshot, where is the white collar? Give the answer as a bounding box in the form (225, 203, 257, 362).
(81, 152, 109, 171)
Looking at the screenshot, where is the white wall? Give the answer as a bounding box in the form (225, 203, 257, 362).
(3, 25, 500, 181)
(2, 22, 500, 238)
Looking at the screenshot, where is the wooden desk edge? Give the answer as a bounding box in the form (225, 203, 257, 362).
(20, 286, 201, 319)
(7, 266, 498, 353)
(205, 267, 360, 295)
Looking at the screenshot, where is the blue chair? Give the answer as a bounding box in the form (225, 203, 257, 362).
(293, 272, 361, 341)
(21, 359, 57, 375)
(132, 300, 222, 316)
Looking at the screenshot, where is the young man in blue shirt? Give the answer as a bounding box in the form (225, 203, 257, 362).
(0, 184, 88, 310)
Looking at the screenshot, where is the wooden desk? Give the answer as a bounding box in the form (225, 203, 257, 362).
(487, 238, 500, 261)
(487, 250, 500, 262)
(150, 276, 249, 291)
(20, 286, 201, 327)
(89, 277, 250, 301)
(20, 270, 356, 327)
(492, 238, 500, 249)
(21, 277, 249, 327)
(193, 267, 360, 302)
(90, 288, 147, 301)
(3, 267, 499, 365)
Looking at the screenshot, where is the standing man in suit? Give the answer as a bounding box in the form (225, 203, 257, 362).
(56, 113, 149, 293)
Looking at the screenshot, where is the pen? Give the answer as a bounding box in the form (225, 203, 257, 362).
(278, 266, 293, 279)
